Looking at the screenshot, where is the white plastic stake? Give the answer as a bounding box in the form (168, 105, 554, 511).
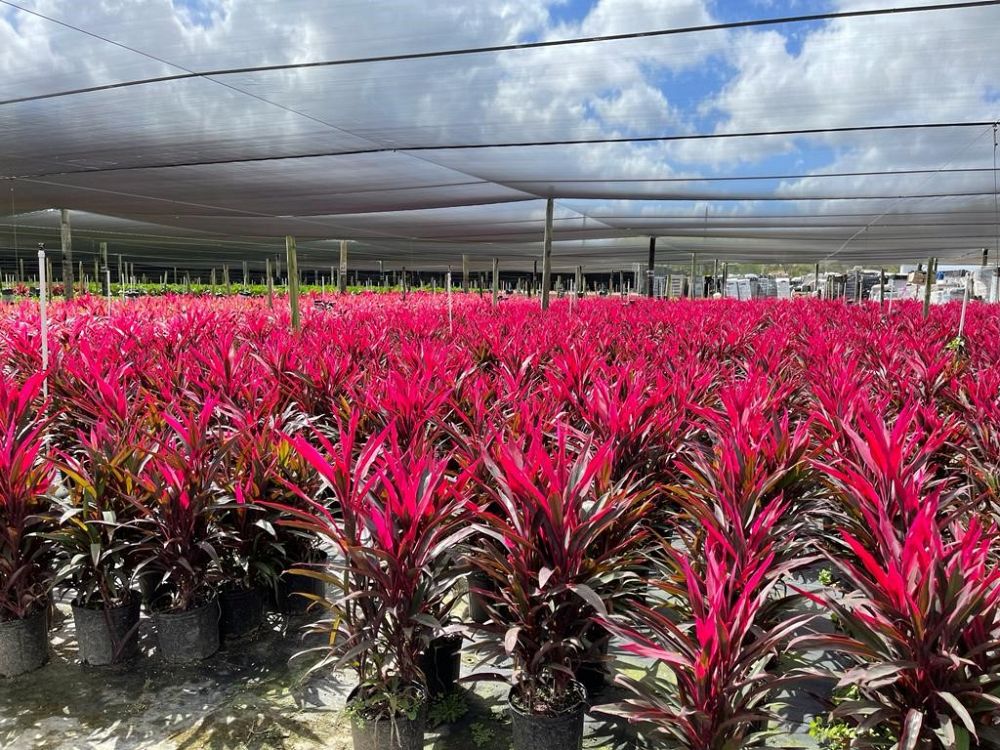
(37, 248, 48, 397)
(958, 275, 972, 339)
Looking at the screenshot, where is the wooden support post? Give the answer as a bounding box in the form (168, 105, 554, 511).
(541, 197, 554, 310)
(923, 256, 935, 318)
(647, 237, 656, 298)
(266, 257, 274, 309)
(60, 209, 74, 300)
(339, 240, 348, 293)
(286, 235, 300, 331)
(689, 253, 697, 299)
(491, 257, 499, 307)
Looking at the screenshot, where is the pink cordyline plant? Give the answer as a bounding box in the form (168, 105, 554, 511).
(805, 406, 1000, 748)
(598, 533, 814, 750)
(0, 373, 54, 621)
(466, 423, 653, 713)
(128, 396, 230, 611)
(270, 417, 474, 719)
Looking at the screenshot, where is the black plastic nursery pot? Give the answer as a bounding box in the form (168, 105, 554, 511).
(72, 595, 141, 666)
(419, 633, 462, 697)
(467, 569, 496, 624)
(508, 682, 587, 750)
(575, 625, 611, 697)
(219, 586, 265, 640)
(272, 551, 329, 615)
(152, 597, 220, 663)
(0, 608, 49, 678)
(348, 686, 426, 750)
(273, 569, 326, 615)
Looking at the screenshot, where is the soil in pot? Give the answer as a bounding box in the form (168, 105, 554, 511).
(508, 681, 587, 750)
(419, 633, 462, 697)
(152, 596, 220, 662)
(219, 585, 265, 640)
(0, 608, 49, 678)
(348, 685, 426, 750)
(72, 594, 141, 666)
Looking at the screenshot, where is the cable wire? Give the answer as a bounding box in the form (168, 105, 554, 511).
(2, 0, 998, 106)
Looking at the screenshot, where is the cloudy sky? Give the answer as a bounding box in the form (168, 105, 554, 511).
(0, 0, 998, 266)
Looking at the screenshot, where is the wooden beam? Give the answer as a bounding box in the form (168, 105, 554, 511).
(266, 257, 274, 309)
(541, 197, 554, 310)
(60, 209, 74, 300)
(689, 253, 697, 299)
(491, 257, 499, 307)
(286, 235, 300, 331)
(922, 256, 935, 318)
(339, 240, 349, 293)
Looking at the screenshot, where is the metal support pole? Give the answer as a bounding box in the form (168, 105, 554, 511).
(814, 263, 820, 298)
(879, 268, 886, 305)
(462, 254, 469, 292)
(286, 235, 300, 331)
(541, 197, 554, 310)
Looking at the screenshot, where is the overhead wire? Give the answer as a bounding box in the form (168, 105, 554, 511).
(1, 0, 998, 106)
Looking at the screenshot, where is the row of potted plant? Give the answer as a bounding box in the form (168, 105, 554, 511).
(2, 293, 1000, 750)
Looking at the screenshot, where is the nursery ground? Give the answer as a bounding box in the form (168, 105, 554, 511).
(0, 570, 836, 750)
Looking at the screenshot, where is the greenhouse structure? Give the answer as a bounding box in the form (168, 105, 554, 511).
(2, 2, 1000, 749)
